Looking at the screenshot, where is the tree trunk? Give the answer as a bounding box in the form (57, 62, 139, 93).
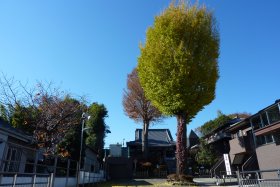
(142, 122, 149, 159)
(176, 112, 187, 175)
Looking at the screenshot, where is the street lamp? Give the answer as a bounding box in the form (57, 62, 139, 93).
(77, 112, 91, 187)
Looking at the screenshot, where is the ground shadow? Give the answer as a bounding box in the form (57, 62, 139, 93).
(86, 179, 153, 187)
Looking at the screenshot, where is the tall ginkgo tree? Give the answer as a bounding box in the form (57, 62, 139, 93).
(123, 68, 163, 159)
(137, 2, 219, 174)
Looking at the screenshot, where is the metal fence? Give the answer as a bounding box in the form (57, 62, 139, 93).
(215, 171, 238, 186)
(238, 169, 280, 187)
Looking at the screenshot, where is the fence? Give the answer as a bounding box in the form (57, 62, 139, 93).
(238, 169, 280, 187)
(215, 171, 238, 186)
(0, 157, 105, 187)
(0, 172, 51, 187)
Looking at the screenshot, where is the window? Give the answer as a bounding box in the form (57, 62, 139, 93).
(256, 136, 265, 146)
(265, 135, 274, 143)
(261, 112, 269, 126)
(266, 105, 280, 124)
(4, 146, 22, 172)
(256, 135, 274, 146)
(251, 116, 262, 130)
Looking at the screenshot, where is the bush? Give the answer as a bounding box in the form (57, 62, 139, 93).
(167, 173, 196, 186)
(167, 173, 179, 182)
(179, 174, 194, 182)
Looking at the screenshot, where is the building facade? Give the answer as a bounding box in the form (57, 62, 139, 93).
(0, 120, 35, 173)
(127, 129, 176, 173)
(250, 100, 280, 178)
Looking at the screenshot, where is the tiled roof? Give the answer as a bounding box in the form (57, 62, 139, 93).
(127, 129, 176, 147)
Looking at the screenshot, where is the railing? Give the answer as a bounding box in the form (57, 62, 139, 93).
(210, 157, 224, 177)
(207, 132, 231, 143)
(215, 171, 238, 186)
(238, 169, 280, 187)
(242, 153, 259, 172)
(0, 172, 51, 187)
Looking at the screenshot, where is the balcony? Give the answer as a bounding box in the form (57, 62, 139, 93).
(207, 132, 231, 144)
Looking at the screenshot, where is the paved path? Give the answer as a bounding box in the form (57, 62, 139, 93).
(193, 177, 239, 187)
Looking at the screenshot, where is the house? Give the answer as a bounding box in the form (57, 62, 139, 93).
(83, 147, 101, 173)
(127, 129, 176, 173)
(249, 99, 280, 178)
(187, 130, 200, 175)
(188, 130, 200, 149)
(204, 118, 242, 156)
(0, 119, 35, 173)
(227, 99, 280, 178)
(228, 118, 259, 172)
(189, 117, 244, 176)
(216, 99, 280, 179)
(127, 129, 176, 160)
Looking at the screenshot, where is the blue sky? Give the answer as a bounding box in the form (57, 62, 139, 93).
(0, 0, 280, 147)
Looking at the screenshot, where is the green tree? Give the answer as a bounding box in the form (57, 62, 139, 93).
(196, 139, 217, 167)
(196, 111, 251, 136)
(197, 110, 231, 136)
(0, 104, 9, 122)
(86, 103, 109, 161)
(10, 104, 38, 134)
(123, 68, 163, 159)
(137, 2, 219, 174)
(56, 124, 82, 160)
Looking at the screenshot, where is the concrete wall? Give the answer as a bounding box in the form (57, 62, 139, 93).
(84, 148, 99, 172)
(55, 171, 104, 187)
(229, 137, 246, 155)
(256, 143, 280, 179)
(106, 157, 133, 180)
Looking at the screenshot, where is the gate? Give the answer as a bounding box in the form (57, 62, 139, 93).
(238, 169, 280, 187)
(0, 172, 51, 187)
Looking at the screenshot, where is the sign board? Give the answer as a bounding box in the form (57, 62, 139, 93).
(223, 154, 232, 175)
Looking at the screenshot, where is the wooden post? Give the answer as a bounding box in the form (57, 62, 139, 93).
(32, 174, 37, 187)
(52, 156, 58, 187)
(12, 173, 17, 187)
(33, 151, 39, 173)
(0, 173, 3, 184)
(76, 161, 79, 187)
(48, 173, 54, 187)
(65, 159, 70, 187)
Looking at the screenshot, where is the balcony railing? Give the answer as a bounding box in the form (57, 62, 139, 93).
(207, 132, 231, 143)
